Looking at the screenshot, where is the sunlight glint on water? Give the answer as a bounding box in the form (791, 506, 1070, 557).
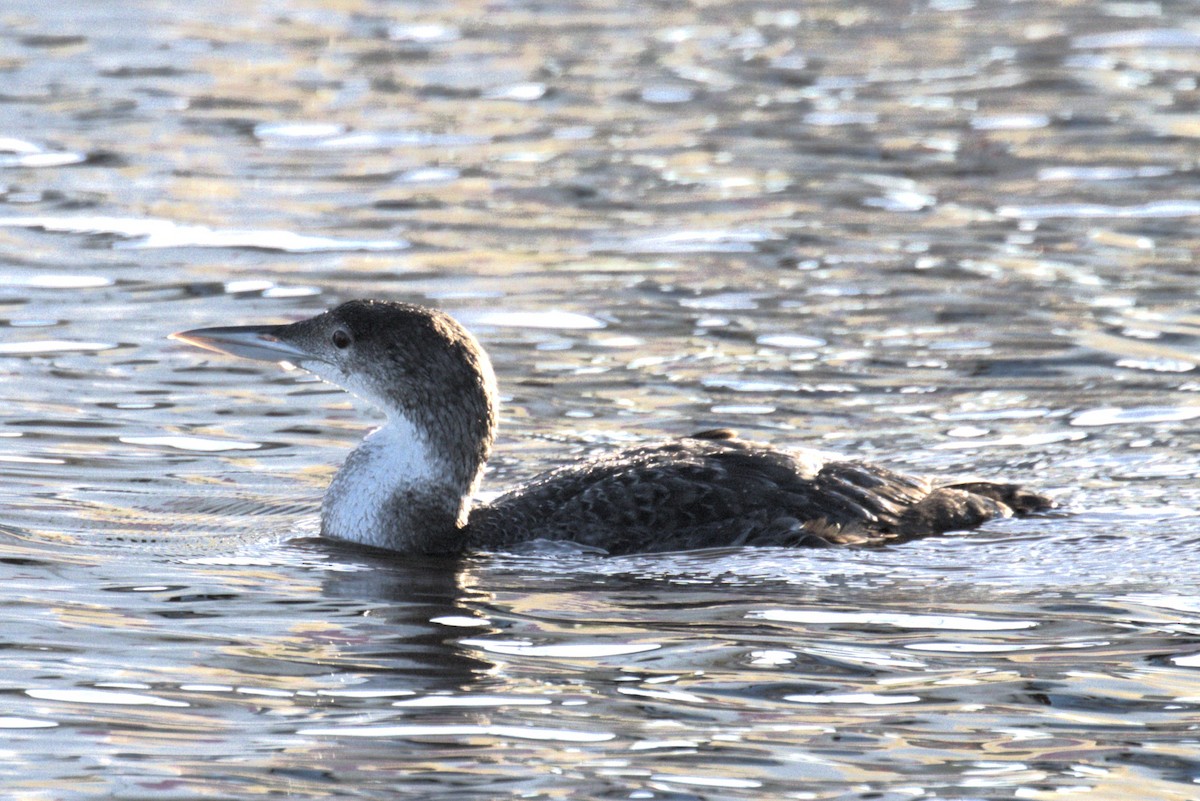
(1, 0, 1200, 797)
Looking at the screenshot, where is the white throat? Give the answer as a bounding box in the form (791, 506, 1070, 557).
(321, 413, 463, 551)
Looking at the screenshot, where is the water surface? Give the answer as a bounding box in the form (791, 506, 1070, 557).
(3, 0, 1200, 798)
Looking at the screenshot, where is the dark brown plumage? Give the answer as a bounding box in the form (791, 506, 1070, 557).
(469, 430, 1053, 554)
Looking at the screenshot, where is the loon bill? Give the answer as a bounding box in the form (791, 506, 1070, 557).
(172, 300, 1054, 555)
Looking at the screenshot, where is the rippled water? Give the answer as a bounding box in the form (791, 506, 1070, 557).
(3, 0, 1200, 798)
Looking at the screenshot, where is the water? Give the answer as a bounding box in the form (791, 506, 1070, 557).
(2, 0, 1200, 797)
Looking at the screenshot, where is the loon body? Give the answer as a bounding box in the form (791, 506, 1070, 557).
(173, 300, 1052, 555)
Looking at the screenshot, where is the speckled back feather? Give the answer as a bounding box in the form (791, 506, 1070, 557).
(467, 434, 1053, 554)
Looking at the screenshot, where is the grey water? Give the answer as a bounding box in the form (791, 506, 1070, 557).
(2, 0, 1200, 798)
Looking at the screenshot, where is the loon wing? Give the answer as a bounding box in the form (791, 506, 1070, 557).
(467, 436, 1051, 554)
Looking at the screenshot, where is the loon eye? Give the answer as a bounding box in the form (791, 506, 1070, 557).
(331, 329, 352, 349)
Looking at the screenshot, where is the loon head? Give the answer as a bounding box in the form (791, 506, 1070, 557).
(173, 300, 496, 430)
(173, 300, 499, 551)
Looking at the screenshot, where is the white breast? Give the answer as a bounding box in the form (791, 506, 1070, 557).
(321, 415, 441, 549)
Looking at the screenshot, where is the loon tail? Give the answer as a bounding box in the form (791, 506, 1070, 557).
(890, 481, 1054, 542)
(942, 481, 1056, 515)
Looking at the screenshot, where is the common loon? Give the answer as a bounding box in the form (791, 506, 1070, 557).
(172, 300, 1053, 555)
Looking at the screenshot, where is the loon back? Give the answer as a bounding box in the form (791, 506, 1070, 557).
(468, 432, 1053, 555)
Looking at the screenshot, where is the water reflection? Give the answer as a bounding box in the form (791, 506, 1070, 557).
(3, 0, 1200, 795)
(0, 215, 411, 252)
(6, 514, 1200, 798)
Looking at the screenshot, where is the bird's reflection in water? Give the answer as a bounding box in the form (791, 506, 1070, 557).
(296, 538, 495, 693)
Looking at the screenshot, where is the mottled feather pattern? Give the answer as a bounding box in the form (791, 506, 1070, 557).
(467, 435, 1051, 555)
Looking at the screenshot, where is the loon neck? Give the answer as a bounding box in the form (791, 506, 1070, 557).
(321, 413, 483, 553)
